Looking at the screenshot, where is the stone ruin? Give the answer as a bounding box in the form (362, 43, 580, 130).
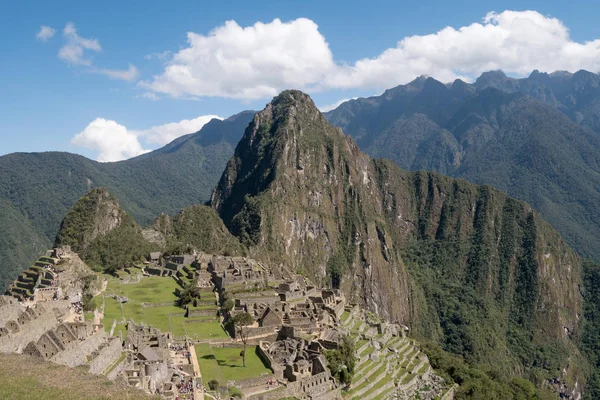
(0, 295, 122, 376)
(257, 327, 340, 400)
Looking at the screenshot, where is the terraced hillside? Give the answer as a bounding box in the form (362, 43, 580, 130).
(339, 308, 449, 399)
(4, 256, 59, 301)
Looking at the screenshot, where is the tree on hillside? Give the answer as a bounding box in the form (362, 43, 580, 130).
(324, 334, 355, 386)
(177, 282, 202, 307)
(232, 312, 255, 367)
(222, 298, 235, 312)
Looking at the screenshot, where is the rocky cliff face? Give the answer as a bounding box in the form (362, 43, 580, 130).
(55, 188, 156, 272)
(55, 188, 125, 253)
(212, 90, 584, 381)
(146, 205, 246, 256)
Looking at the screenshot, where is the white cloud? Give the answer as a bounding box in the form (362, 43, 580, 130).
(36, 25, 55, 42)
(72, 118, 149, 162)
(135, 115, 222, 145)
(72, 115, 222, 162)
(93, 64, 139, 81)
(136, 92, 160, 100)
(141, 11, 600, 100)
(57, 23, 138, 81)
(58, 22, 101, 65)
(319, 97, 358, 112)
(140, 18, 336, 99)
(144, 50, 172, 62)
(326, 10, 600, 89)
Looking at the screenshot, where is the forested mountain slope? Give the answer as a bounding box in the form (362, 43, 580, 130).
(325, 71, 600, 262)
(0, 111, 254, 290)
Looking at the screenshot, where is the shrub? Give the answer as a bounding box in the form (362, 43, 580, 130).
(207, 379, 220, 390)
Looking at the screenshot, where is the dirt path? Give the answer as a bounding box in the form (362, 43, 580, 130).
(187, 344, 204, 400)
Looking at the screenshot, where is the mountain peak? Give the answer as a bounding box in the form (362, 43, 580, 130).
(475, 70, 508, 88)
(54, 187, 125, 254)
(211, 90, 353, 227)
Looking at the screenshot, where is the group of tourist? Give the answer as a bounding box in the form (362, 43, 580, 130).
(170, 343, 188, 351)
(175, 378, 200, 398)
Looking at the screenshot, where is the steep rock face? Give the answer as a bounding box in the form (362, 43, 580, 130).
(55, 188, 156, 271)
(212, 90, 583, 381)
(325, 74, 600, 264)
(55, 188, 125, 253)
(147, 205, 245, 256)
(212, 91, 413, 322)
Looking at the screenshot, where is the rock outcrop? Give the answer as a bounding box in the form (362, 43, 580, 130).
(55, 188, 125, 253)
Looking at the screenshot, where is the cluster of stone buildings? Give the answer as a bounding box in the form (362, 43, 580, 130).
(0, 294, 122, 377)
(1, 246, 436, 399)
(226, 277, 346, 341)
(256, 326, 340, 399)
(121, 320, 199, 397)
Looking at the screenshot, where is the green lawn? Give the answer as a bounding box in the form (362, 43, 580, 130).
(181, 319, 229, 340)
(195, 344, 273, 383)
(195, 344, 225, 383)
(98, 275, 228, 340)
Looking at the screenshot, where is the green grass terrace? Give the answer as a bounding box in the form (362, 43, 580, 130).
(195, 343, 273, 383)
(99, 274, 227, 340)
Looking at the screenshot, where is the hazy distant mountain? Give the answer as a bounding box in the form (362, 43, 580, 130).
(0, 111, 254, 290)
(325, 71, 600, 261)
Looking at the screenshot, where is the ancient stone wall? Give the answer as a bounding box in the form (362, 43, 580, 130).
(0, 304, 59, 353)
(50, 329, 107, 367)
(188, 308, 217, 317)
(88, 337, 122, 375)
(233, 375, 276, 389)
(142, 301, 177, 308)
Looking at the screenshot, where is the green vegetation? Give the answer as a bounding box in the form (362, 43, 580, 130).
(423, 342, 557, 399)
(581, 260, 600, 399)
(83, 215, 156, 273)
(164, 205, 246, 257)
(324, 335, 356, 385)
(0, 353, 158, 400)
(52, 188, 244, 277)
(195, 344, 272, 383)
(177, 282, 202, 307)
(325, 72, 600, 264)
(207, 379, 220, 390)
(231, 312, 255, 367)
(213, 90, 586, 395)
(99, 275, 226, 340)
(0, 111, 254, 291)
(54, 188, 158, 274)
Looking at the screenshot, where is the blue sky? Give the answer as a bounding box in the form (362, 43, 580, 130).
(1, 0, 599, 161)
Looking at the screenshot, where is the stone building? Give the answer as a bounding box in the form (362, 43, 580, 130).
(257, 327, 340, 400)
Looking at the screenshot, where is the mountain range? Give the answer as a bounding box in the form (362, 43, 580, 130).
(0, 111, 254, 289)
(324, 70, 600, 262)
(50, 90, 590, 397)
(3, 69, 600, 296)
(6, 86, 600, 396)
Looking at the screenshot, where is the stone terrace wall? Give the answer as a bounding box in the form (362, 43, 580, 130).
(51, 329, 107, 367)
(88, 337, 122, 375)
(0, 305, 58, 353)
(188, 309, 217, 317)
(234, 375, 275, 389)
(107, 356, 131, 381)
